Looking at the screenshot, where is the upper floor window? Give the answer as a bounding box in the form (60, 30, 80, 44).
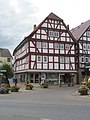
(87, 44, 90, 50)
(80, 56, 85, 63)
(19, 48, 22, 54)
(65, 57, 69, 63)
(37, 42, 41, 48)
(85, 57, 88, 63)
(49, 31, 54, 37)
(37, 56, 42, 62)
(83, 44, 87, 50)
(54, 43, 59, 49)
(7, 58, 11, 62)
(87, 31, 90, 37)
(83, 44, 90, 50)
(60, 44, 64, 49)
(42, 42, 47, 48)
(60, 56, 64, 63)
(65, 44, 70, 50)
(43, 56, 48, 63)
(25, 57, 28, 63)
(54, 32, 59, 37)
(49, 31, 59, 38)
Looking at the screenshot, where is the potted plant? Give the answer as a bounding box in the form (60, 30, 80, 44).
(25, 83, 33, 90)
(78, 84, 89, 95)
(41, 83, 48, 88)
(87, 83, 90, 89)
(10, 86, 20, 92)
(0, 84, 10, 94)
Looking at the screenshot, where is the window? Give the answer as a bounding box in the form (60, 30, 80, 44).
(25, 43, 28, 49)
(60, 64, 64, 69)
(87, 44, 90, 50)
(83, 44, 87, 50)
(25, 57, 28, 63)
(60, 56, 64, 63)
(65, 64, 69, 69)
(54, 43, 59, 49)
(7, 58, 11, 62)
(60, 44, 64, 49)
(31, 55, 35, 61)
(37, 42, 41, 48)
(37, 63, 42, 69)
(37, 56, 42, 62)
(80, 57, 85, 63)
(65, 44, 70, 50)
(54, 63, 59, 69)
(88, 57, 90, 62)
(85, 57, 88, 63)
(49, 31, 54, 37)
(87, 31, 90, 37)
(70, 57, 74, 62)
(54, 31, 59, 37)
(20, 60, 22, 65)
(43, 56, 48, 63)
(49, 31, 59, 38)
(49, 56, 53, 62)
(54, 57, 58, 62)
(42, 42, 47, 48)
(65, 57, 69, 63)
(49, 43, 53, 48)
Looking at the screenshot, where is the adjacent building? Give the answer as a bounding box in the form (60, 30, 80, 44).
(0, 48, 12, 67)
(13, 13, 77, 84)
(71, 20, 90, 83)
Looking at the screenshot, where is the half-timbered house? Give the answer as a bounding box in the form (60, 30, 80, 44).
(71, 20, 90, 83)
(13, 13, 77, 84)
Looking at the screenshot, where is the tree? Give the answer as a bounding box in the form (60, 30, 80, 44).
(0, 64, 14, 78)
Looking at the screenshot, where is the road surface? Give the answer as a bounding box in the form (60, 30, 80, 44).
(0, 85, 90, 120)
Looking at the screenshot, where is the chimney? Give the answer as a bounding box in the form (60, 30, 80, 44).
(67, 25, 69, 30)
(34, 24, 36, 30)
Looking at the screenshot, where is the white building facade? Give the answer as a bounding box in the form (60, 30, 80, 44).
(71, 20, 90, 83)
(13, 13, 77, 84)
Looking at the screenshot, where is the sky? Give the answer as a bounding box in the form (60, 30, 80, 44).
(0, 0, 90, 55)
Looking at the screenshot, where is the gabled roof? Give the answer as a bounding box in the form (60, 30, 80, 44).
(13, 12, 76, 55)
(29, 12, 76, 43)
(0, 48, 12, 58)
(71, 20, 90, 40)
(13, 12, 63, 54)
(29, 12, 63, 37)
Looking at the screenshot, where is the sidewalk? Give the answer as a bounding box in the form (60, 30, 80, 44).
(9, 79, 41, 91)
(8, 79, 80, 93)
